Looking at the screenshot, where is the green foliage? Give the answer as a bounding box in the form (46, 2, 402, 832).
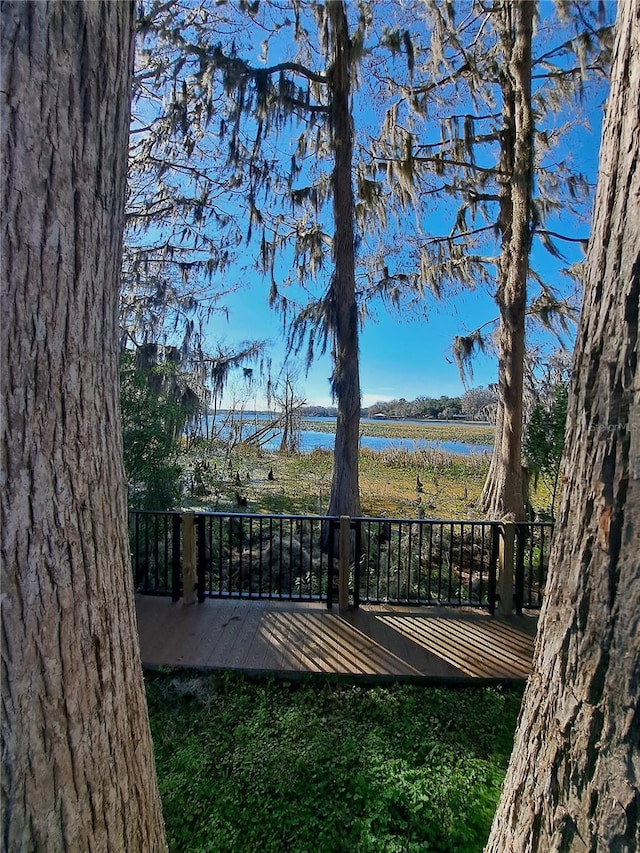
(146, 672, 523, 853)
(523, 384, 568, 517)
(120, 352, 183, 510)
(363, 395, 464, 420)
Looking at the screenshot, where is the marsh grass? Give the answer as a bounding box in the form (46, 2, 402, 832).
(181, 443, 489, 519)
(304, 419, 495, 446)
(147, 671, 523, 853)
(180, 422, 550, 519)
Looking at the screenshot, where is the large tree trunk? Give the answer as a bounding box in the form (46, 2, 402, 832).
(1, 3, 167, 850)
(486, 2, 639, 849)
(326, 0, 361, 519)
(481, 0, 534, 522)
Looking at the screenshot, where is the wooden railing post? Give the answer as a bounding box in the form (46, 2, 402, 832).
(181, 512, 196, 605)
(338, 515, 350, 612)
(498, 521, 515, 616)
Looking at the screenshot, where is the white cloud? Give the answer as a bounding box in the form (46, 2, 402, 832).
(361, 393, 396, 408)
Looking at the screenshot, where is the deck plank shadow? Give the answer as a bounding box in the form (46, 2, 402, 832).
(136, 595, 537, 684)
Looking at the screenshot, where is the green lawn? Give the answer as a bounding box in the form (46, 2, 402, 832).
(147, 672, 523, 852)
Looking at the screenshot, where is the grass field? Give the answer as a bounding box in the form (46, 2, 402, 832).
(147, 671, 523, 853)
(181, 444, 490, 519)
(181, 422, 494, 519)
(179, 420, 554, 519)
(301, 419, 495, 446)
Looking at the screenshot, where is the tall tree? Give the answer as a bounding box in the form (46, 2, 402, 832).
(486, 0, 639, 846)
(480, 0, 535, 521)
(142, 0, 365, 516)
(1, 3, 167, 849)
(324, 0, 361, 518)
(124, 2, 266, 416)
(369, 0, 612, 521)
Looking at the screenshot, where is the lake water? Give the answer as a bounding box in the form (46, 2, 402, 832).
(200, 413, 493, 456)
(274, 429, 492, 455)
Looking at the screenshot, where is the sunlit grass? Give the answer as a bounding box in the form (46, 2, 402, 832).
(181, 442, 490, 519)
(180, 422, 553, 520)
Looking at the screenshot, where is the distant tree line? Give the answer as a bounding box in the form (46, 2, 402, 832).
(301, 386, 498, 421)
(363, 396, 463, 420)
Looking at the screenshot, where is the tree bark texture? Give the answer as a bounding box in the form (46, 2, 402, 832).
(486, 2, 639, 849)
(481, 0, 534, 522)
(1, 3, 167, 850)
(326, 0, 361, 519)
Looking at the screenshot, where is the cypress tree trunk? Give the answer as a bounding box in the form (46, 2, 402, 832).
(481, 0, 534, 522)
(485, 2, 639, 848)
(326, 0, 361, 519)
(1, 3, 167, 849)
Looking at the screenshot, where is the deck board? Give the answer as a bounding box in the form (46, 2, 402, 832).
(135, 595, 537, 682)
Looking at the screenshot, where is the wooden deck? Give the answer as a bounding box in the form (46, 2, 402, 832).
(136, 595, 538, 683)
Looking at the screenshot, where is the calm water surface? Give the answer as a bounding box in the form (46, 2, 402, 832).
(201, 414, 493, 456)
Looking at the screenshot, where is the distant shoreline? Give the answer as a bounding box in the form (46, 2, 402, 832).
(198, 411, 495, 450)
(211, 408, 493, 428)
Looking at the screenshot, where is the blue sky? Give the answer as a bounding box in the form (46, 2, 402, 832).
(215, 228, 594, 409)
(213, 134, 606, 411)
(133, 1, 613, 410)
(203, 3, 612, 410)
(215, 269, 502, 408)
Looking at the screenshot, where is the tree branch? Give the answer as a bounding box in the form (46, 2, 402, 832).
(536, 228, 588, 244)
(426, 223, 498, 244)
(257, 60, 327, 85)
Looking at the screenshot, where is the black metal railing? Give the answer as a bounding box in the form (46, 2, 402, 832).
(195, 512, 334, 603)
(351, 518, 500, 610)
(514, 521, 554, 613)
(129, 510, 553, 613)
(129, 510, 181, 601)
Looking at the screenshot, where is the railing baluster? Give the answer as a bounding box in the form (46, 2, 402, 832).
(353, 519, 361, 609)
(298, 519, 303, 600)
(436, 523, 443, 603)
(267, 517, 272, 600)
(396, 522, 402, 603)
(376, 521, 381, 603)
(308, 519, 314, 599)
(457, 523, 463, 605)
(478, 524, 485, 606)
(238, 515, 243, 597)
(199, 515, 205, 597)
(277, 516, 284, 599)
(217, 515, 223, 596)
(247, 516, 253, 597)
(326, 519, 335, 609)
(416, 521, 423, 605)
(448, 523, 454, 603)
(228, 516, 234, 596)
(427, 523, 434, 603)
(172, 513, 181, 602)
(467, 523, 473, 604)
(205, 515, 211, 596)
(488, 524, 499, 616)
(528, 526, 535, 606)
(407, 523, 413, 604)
(514, 524, 525, 616)
(288, 518, 293, 600)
